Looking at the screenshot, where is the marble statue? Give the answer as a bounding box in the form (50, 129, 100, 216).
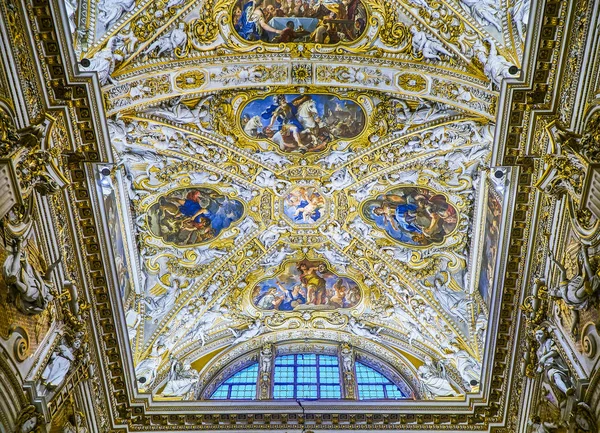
(3, 238, 57, 315)
(381, 246, 412, 263)
(253, 151, 292, 169)
(97, 0, 135, 30)
(125, 309, 140, 341)
(82, 36, 123, 85)
(417, 356, 459, 398)
(260, 344, 273, 374)
(41, 338, 81, 389)
(534, 328, 574, 397)
(527, 417, 558, 433)
(162, 360, 199, 398)
(548, 248, 599, 309)
(258, 225, 289, 249)
(317, 150, 355, 169)
(323, 168, 353, 194)
(231, 319, 264, 345)
(63, 0, 78, 34)
(320, 222, 352, 249)
(410, 26, 454, 60)
(187, 304, 234, 346)
(235, 217, 259, 242)
(460, 0, 502, 32)
(254, 170, 291, 195)
(348, 317, 382, 342)
(351, 180, 380, 202)
(145, 23, 188, 58)
(191, 246, 227, 266)
(16, 406, 42, 433)
(511, 0, 530, 41)
(473, 39, 514, 89)
(135, 339, 166, 388)
(340, 344, 353, 372)
(428, 276, 473, 324)
(144, 278, 183, 323)
(349, 216, 374, 240)
(260, 246, 295, 268)
(147, 96, 211, 127)
(548, 248, 599, 335)
(446, 343, 481, 388)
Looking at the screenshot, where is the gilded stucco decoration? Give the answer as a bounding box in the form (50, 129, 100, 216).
(4, 0, 599, 430)
(62, 0, 528, 411)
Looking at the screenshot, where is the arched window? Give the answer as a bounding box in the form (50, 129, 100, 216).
(210, 363, 258, 400)
(206, 349, 415, 401)
(356, 362, 407, 400)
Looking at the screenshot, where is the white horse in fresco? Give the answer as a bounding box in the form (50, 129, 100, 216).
(243, 115, 263, 137)
(297, 99, 320, 131)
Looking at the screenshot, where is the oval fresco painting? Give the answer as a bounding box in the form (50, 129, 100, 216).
(233, 0, 367, 44)
(147, 187, 244, 247)
(241, 93, 365, 153)
(252, 259, 361, 311)
(361, 187, 458, 247)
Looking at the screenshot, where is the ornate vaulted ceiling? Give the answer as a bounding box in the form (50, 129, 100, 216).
(69, 0, 528, 402)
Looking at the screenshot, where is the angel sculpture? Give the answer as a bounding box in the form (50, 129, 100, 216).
(3, 238, 58, 315)
(231, 319, 264, 345)
(548, 247, 599, 335)
(534, 328, 575, 397)
(426, 275, 473, 324)
(417, 356, 459, 398)
(161, 359, 199, 398)
(135, 339, 166, 389)
(473, 39, 514, 89)
(348, 317, 382, 342)
(41, 337, 82, 389)
(145, 23, 188, 58)
(81, 36, 123, 85)
(446, 343, 482, 389)
(410, 26, 454, 61)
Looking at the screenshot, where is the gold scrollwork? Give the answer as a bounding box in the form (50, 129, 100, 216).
(175, 70, 207, 90)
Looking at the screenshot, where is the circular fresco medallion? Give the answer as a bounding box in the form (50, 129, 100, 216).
(360, 186, 459, 247)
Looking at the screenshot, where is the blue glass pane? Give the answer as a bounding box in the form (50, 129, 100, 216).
(230, 384, 256, 399)
(319, 355, 338, 366)
(356, 362, 407, 400)
(319, 366, 339, 384)
(297, 366, 317, 382)
(297, 354, 316, 365)
(210, 363, 258, 400)
(274, 366, 294, 382)
(273, 384, 294, 399)
(297, 385, 317, 399)
(211, 385, 229, 399)
(385, 384, 404, 399)
(226, 364, 257, 383)
(276, 355, 295, 365)
(358, 384, 385, 400)
(320, 385, 341, 398)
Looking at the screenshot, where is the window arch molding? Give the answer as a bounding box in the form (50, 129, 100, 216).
(195, 338, 423, 400)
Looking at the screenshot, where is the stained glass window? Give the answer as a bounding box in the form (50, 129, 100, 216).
(209, 363, 258, 400)
(355, 362, 407, 400)
(273, 354, 341, 399)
